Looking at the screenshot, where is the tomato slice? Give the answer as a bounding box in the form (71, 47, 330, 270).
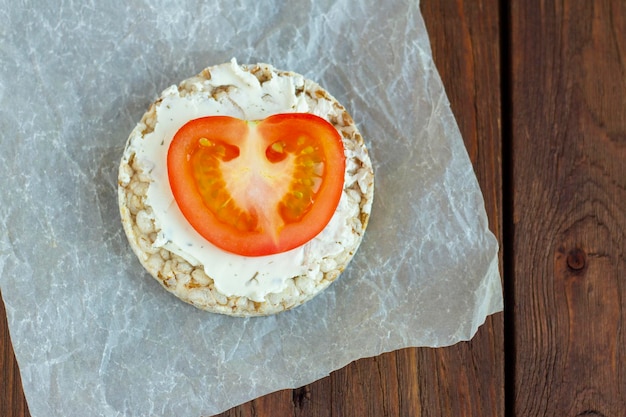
(167, 113, 346, 257)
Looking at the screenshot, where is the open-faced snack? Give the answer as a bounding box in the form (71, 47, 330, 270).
(118, 59, 374, 316)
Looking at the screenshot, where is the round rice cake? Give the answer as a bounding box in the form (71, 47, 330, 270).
(118, 60, 374, 316)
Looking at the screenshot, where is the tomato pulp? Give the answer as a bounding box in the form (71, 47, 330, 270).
(167, 113, 346, 257)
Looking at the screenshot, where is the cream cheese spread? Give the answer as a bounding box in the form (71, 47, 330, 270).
(123, 59, 358, 302)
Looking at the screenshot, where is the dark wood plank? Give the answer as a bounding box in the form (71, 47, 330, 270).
(330, 352, 401, 417)
(511, 0, 626, 415)
(0, 293, 30, 417)
(419, 1, 504, 416)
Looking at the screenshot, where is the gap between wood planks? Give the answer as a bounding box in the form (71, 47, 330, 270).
(499, 0, 516, 416)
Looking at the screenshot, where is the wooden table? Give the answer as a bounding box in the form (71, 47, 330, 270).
(2, 1, 625, 415)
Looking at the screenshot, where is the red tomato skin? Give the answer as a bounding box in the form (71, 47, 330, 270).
(167, 113, 346, 257)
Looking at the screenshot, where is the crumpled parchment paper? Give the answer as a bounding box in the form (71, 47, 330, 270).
(0, 0, 503, 415)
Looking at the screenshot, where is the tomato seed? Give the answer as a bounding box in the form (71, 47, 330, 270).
(199, 137, 213, 147)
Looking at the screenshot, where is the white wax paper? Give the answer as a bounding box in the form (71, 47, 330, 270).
(0, 0, 503, 415)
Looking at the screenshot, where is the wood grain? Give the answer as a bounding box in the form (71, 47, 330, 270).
(419, 1, 504, 417)
(0, 292, 30, 417)
(510, 0, 626, 415)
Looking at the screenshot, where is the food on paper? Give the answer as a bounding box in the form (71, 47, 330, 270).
(118, 59, 374, 316)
